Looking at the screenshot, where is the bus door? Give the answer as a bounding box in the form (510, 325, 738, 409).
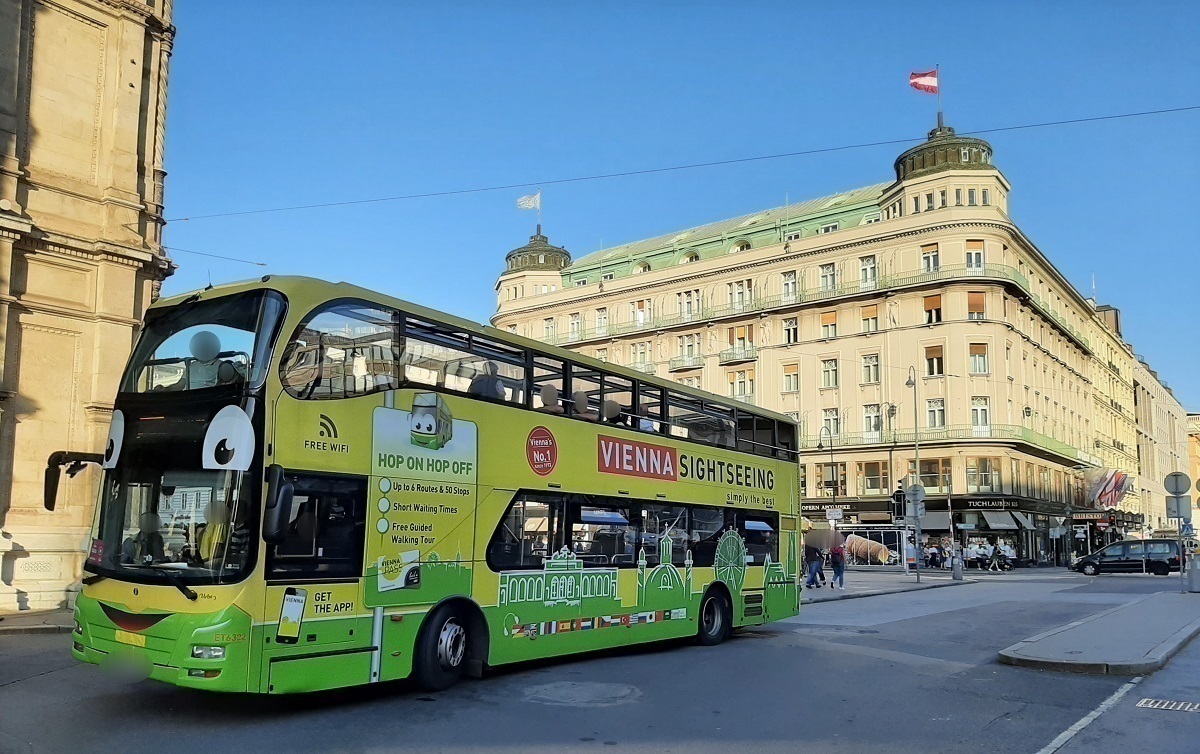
(261, 472, 371, 694)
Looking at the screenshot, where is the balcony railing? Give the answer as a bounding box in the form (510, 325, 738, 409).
(536, 262, 1090, 353)
(718, 347, 758, 365)
(797, 423, 1084, 461)
(628, 361, 657, 374)
(731, 392, 755, 404)
(668, 355, 704, 371)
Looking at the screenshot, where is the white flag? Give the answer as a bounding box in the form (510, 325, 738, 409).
(517, 191, 541, 210)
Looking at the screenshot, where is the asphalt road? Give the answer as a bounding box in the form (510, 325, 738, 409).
(1, 571, 1196, 754)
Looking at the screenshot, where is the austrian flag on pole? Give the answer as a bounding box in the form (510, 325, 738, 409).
(909, 70, 939, 94)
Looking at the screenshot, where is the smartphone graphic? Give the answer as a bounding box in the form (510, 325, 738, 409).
(276, 587, 307, 644)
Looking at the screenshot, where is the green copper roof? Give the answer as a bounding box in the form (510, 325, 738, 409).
(564, 182, 889, 281)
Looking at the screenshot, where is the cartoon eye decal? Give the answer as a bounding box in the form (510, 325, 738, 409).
(202, 405, 255, 471)
(102, 410, 126, 469)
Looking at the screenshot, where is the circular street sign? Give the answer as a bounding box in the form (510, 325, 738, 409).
(1165, 472, 1191, 496)
(906, 484, 926, 503)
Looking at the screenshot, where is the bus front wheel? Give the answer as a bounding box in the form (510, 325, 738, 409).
(696, 589, 731, 646)
(414, 604, 468, 691)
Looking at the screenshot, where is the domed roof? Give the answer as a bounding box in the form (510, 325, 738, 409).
(893, 123, 995, 182)
(503, 226, 571, 274)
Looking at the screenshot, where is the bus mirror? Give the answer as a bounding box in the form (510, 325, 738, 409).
(263, 464, 294, 544)
(44, 463, 61, 512)
(44, 451, 103, 511)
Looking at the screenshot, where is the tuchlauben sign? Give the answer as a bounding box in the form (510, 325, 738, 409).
(966, 500, 1016, 509)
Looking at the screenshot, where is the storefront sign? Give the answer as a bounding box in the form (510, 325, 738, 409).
(967, 499, 1016, 509)
(825, 509, 844, 521)
(801, 503, 851, 513)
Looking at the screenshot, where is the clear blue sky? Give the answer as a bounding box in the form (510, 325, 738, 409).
(163, 1, 1200, 410)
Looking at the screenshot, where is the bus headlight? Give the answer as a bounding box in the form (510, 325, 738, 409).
(73, 619, 83, 636)
(191, 645, 225, 660)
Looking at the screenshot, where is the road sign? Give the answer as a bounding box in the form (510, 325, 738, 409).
(825, 508, 843, 521)
(906, 501, 926, 519)
(906, 484, 927, 504)
(1165, 472, 1192, 496)
(1183, 523, 1195, 536)
(1167, 495, 1193, 523)
(892, 488, 905, 505)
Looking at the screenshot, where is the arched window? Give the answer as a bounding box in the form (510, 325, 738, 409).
(729, 241, 751, 254)
(679, 252, 699, 265)
(631, 261, 650, 275)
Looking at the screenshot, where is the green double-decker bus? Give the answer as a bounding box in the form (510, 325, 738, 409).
(46, 276, 801, 693)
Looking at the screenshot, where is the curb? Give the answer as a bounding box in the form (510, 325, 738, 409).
(802, 578, 973, 605)
(0, 612, 75, 636)
(0, 623, 74, 636)
(998, 595, 1200, 675)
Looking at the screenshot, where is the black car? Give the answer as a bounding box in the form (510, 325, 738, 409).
(1072, 539, 1182, 576)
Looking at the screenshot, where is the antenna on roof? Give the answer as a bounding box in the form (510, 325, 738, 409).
(598, 237, 604, 292)
(783, 192, 790, 253)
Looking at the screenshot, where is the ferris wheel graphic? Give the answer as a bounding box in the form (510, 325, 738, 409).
(715, 529, 748, 593)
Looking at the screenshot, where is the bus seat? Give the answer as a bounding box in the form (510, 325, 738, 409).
(572, 391, 598, 421)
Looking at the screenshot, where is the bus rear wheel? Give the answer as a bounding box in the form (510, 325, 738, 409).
(696, 589, 731, 646)
(414, 604, 468, 691)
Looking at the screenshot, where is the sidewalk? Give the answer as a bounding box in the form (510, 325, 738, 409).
(0, 608, 74, 635)
(802, 568, 972, 604)
(999, 591, 1200, 674)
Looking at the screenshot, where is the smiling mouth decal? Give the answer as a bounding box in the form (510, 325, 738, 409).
(214, 439, 235, 465)
(100, 603, 171, 632)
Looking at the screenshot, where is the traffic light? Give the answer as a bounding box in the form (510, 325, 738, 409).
(891, 485, 905, 519)
(1107, 511, 1117, 526)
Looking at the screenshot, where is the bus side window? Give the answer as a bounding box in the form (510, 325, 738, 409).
(689, 507, 725, 567)
(732, 511, 779, 565)
(776, 421, 798, 461)
(532, 357, 565, 414)
(640, 504, 688, 566)
(570, 501, 637, 567)
(267, 474, 367, 580)
(487, 495, 563, 570)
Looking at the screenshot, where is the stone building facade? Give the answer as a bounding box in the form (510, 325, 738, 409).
(0, 0, 174, 611)
(493, 122, 1160, 563)
(1132, 357, 1189, 531)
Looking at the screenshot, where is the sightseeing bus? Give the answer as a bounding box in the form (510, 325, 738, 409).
(45, 276, 800, 694)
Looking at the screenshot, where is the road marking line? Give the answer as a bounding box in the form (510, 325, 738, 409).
(1035, 677, 1142, 754)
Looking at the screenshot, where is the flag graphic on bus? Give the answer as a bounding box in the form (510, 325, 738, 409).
(410, 392, 453, 450)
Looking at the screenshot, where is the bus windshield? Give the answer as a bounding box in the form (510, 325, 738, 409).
(122, 290, 284, 393)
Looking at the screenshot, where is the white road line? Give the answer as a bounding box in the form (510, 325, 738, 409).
(1034, 677, 1142, 754)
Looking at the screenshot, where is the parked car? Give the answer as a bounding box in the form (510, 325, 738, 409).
(1072, 539, 1182, 576)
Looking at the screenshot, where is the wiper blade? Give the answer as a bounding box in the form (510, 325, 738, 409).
(143, 566, 198, 601)
(82, 573, 107, 586)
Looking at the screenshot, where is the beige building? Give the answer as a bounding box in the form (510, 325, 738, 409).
(0, 0, 174, 611)
(1088, 305, 1140, 507)
(1132, 356, 1189, 531)
(493, 122, 1154, 563)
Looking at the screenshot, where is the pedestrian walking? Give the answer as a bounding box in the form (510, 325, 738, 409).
(830, 544, 846, 590)
(804, 543, 824, 588)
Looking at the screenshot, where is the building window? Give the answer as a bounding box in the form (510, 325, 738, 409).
(677, 376, 700, 388)
(568, 313, 581, 337)
(677, 289, 701, 319)
(863, 212, 881, 224)
(782, 271, 798, 300)
(631, 262, 650, 275)
(966, 240, 984, 270)
(601, 272, 615, 281)
(925, 193, 934, 211)
(968, 189, 977, 206)
(820, 311, 837, 338)
(982, 189, 991, 205)
(967, 292, 986, 321)
(728, 324, 754, 350)
(971, 396, 991, 430)
(858, 461, 889, 495)
(817, 463, 847, 497)
(969, 343, 990, 374)
(861, 305, 879, 333)
(822, 408, 840, 436)
(575, 279, 588, 287)
(926, 398, 946, 428)
(506, 324, 517, 334)
(821, 358, 839, 388)
(862, 353, 880, 384)
(939, 189, 947, 208)
(921, 245, 940, 272)
(863, 404, 881, 434)
(679, 252, 699, 264)
(784, 317, 798, 344)
(630, 341, 651, 365)
(909, 458, 951, 492)
(730, 240, 751, 254)
(728, 369, 754, 398)
(924, 294, 942, 324)
(543, 318, 556, 338)
(595, 308, 609, 335)
(596, 348, 608, 362)
(925, 345, 944, 376)
(912, 196, 921, 214)
(630, 299, 651, 326)
(961, 148, 970, 161)
(677, 334, 700, 358)
(783, 364, 799, 393)
(728, 279, 753, 307)
(785, 231, 802, 242)
(860, 256, 877, 287)
(820, 222, 839, 234)
(819, 263, 836, 290)
(955, 188, 963, 206)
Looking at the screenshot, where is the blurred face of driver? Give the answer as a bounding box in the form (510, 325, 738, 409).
(190, 331, 221, 362)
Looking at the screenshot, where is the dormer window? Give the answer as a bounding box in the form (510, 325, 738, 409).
(730, 240, 751, 254)
(538, 254, 546, 263)
(820, 222, 839, 234)
(575, 279, 588, 287)
(632, 262, 650, 275)
(679, 252, 699, 265)
(961, 148, 970, 161)
(982, 189, 991, 205)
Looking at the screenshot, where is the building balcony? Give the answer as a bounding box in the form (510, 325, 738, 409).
(628, 361, 657, 374)
(718, 347, 758, 365)
(668, 355, 704, 372)
(797, 423, 1087, 464)
(731, 392, 755, 405)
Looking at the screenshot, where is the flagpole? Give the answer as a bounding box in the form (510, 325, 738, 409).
(537, 188, 543, 233)
(936, 64, 943, 128)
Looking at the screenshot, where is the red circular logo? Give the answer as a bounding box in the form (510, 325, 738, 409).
(527, 426, 558, 476)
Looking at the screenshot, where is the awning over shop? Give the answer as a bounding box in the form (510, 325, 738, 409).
(1010, 512, 1036, 530)
(859, 512, 893, 523)
(920, 511, 952, 530)
(982, 511, 1019, 530)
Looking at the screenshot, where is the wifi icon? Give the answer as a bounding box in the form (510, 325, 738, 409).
(318, 414, 338, 439)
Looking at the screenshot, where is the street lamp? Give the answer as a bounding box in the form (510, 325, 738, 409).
(905, 367, 923, 582)
(816, 425, 837, 512)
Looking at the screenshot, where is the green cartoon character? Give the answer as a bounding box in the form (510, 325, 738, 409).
(410, 392, 453, 450)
